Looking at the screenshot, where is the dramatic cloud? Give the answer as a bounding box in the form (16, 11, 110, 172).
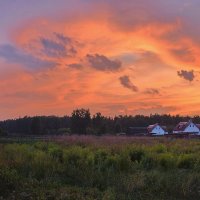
(0, 44, 56, 69)
(177, 70, 195, 82)
(1, 0, 200, 118)
(144, 88, 160, 95)
(87, 54, 122, 72)
(40, 34, 77, 58)
(119, 75, 138, 92)
(67, 63, 83, 69)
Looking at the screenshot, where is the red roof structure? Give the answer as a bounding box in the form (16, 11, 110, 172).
(196, 124, 200, 129)
(147, 123, 167, 133)
(173, 122, 190, 132)
(147, 124, 158, 133)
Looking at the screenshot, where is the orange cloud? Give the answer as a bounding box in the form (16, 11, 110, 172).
(1, 3, 200, 119)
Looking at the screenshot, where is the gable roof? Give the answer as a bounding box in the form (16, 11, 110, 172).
(173, 122, 189, 132)
(147, 123, 168, 133)
(196, 124, 200, 129)
(147, 124, 158, 132)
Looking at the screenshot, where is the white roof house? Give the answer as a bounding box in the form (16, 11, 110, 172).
(147, 124, 168, 136)
(173, 120, 200, 134)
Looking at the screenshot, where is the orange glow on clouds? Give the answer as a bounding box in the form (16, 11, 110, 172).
(1, 1, 200, 119)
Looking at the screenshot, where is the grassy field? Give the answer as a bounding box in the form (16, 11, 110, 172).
(1, 136, 200, 199)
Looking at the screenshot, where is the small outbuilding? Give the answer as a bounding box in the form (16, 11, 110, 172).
(173, 120, 200, 134)
(128, 127, 147, 136)
(147, 124, 168, 136)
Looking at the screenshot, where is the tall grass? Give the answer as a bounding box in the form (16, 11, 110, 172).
(0, 138, 200, 199)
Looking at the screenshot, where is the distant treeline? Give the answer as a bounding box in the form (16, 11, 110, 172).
(0, 108, 199, 135)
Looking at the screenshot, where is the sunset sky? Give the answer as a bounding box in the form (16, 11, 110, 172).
(0, 0, 200, 119)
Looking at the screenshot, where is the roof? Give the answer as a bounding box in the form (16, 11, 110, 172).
(196, 124, 200, 129)
(147, 123, 167, 133)
(173, 121, 193, 132)
(147, 123, 158, 133)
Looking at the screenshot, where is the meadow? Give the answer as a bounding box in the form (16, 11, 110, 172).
(1, 136, 200, 199)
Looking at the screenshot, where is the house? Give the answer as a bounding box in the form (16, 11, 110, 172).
(147, 124, 168, 136)
(173, 120, 200, 134)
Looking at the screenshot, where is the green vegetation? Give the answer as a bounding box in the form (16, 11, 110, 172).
(1, 138, 200, 199)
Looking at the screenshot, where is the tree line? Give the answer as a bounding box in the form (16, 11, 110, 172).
(0, 108, 199, 136)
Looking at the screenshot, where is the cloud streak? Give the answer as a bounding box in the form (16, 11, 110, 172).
(0, 44, 57, 69)
(67, 63, 83, 69)
(119, 75, 138, 92)
(144, 88, 160, 95)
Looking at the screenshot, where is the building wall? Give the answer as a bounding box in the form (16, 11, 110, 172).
(150, 125, 166, 135)
(184, 122, 200, 134)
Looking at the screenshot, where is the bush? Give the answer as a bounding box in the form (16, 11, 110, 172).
(105, 155, 119, 171)
(49, 147, 63, 162)
(158, 153, 176, 170)
(117, 152, 131, 171)
(31, 150, 53, 180)
(0, 168, 20, 196)
(3, 144, 34, 175)
(141, 154, 157, 170)
(177, 154, 196, 169)
(128, 148, 145, 163)
(34, 142, 48, 152)
(94, 149, 109, 171)
(151, 144, 167, 153)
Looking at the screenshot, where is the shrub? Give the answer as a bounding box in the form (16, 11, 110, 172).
(0, 168, 20, 196)
(151, 144, 167, 153)
(34, 142, 48, 152)
(128, 147, 145, 163)
(49, 147, 63, 162)
(105, 155, 119, 171)
(117, 152, 131, 171)
(177, 154, 196, 169)
(158, 153, 176, 170)
(94, 149, 109, 171)
(31, 150, 53, 180)
(3, 144, 34, 175)
(141, 154, 157, 170)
